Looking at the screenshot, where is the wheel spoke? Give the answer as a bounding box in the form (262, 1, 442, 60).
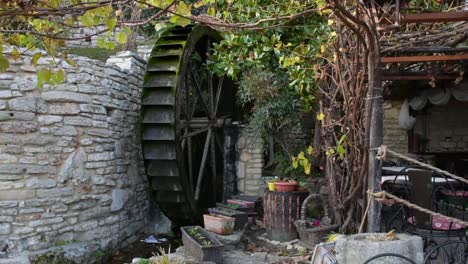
(190, 69, 212, 118)
(181, 125, 212, 139)
(188, 136, 194, 192)
(194, 128, 212, 201)
(210, 129, 217, 201)
(214, 76, 225, 116)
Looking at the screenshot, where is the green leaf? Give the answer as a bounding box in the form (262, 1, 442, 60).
(169, 15, 191, 27)
(65, 58, 76, 67)
(115, 31, 127, 44)
(79, 13, 95, 27)
(338, 134, 346, 145)
(337, 145, 346, 160)
(37, 68, 51, 88)
(51, 69, 65, 85)
(96, 37, 107, 48)
(0, 55, 9, 72)
(104, 17, 117, 31)
(105, 41, 116, 50)
(154, 22, 167, 32)
(11, 48, 21, 60)
(31, 52, 42, 67)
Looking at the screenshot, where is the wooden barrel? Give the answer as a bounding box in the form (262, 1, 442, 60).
(263, 189, 309, 241)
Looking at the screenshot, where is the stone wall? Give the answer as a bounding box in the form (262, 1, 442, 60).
(236, 128, 265, 196)
(0, 48, 154, 263)
(383, 100, 409, 156)
(67, 26, 146, 48)
(413, 99, 468, 152)
(383, 99, 468, 155)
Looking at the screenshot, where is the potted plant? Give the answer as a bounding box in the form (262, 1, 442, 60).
(180, 226, 223, 263)
(203, 214, 235, 235)
(209, 207, 248, 231)
(294, 194, 339, 249)
(274, 179, 298, 192)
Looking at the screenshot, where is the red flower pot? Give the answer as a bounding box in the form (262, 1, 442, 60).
(274, 181, 298, 192)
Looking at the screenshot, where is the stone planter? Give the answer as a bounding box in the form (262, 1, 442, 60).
(226, 199, 255, 213)
(203, 214, 235, 235)
(209, 207, 248, 231)
(263, 189, 309, 241)
(180, 226, 223, 263)
(335, 233, 424, 264)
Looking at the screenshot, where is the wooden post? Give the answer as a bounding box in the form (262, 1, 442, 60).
(367, 64, 383, 232)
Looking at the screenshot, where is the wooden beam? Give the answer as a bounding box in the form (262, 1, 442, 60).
(381, 54, 468, 63)
(382, 73, 459, 80)
(402, 12, 468, 23)
(383, 46, 468, 54)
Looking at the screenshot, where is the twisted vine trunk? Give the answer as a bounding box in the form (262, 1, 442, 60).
(319, 0, 381, 232)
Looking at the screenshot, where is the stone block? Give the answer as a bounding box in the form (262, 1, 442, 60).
(51, 126, 77, 136)
(26, 165, 55, 174)
(48, 103, 80, 115)
(37, 115, 63, 125)
(73, 220, 98, 232)
(71, 201, 97, 213)
(88, 152, 111, 162)
(37, 187, 73, 198)
(335, 233, 423, 264)
(0, 90, 12, 99)
(0, 111, 35, 121)
(0, 153, 18, 164)
(26, 177, 57, 188)
(80, 104, 106, 114)
(110, 189, 130, 212)
(0, 190, 35, 200)
(0, 201, 18, 208)
(8, 98, 36, 112)
(0, 209, 17, 216)
(0, 121, 37, 133)
(41, 91, 92, 103)
(77, 84, 97, 94)
(29, 217, 64, 227)
(64, 116, 92, 127)
(0, 216, 14, 222)
(0, 164, 25, 174)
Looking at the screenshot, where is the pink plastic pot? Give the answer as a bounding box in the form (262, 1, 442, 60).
(203, 214, 235, 235)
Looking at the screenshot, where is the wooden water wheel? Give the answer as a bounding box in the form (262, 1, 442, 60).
(141, 25, 239, 224)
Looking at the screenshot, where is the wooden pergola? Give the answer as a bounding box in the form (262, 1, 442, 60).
(367, 0, 468, 231)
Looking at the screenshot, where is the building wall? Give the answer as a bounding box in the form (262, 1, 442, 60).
(383, 100, 409, 156)
(413, 100, 468, 152)
(236, 128, 265, 196)
(383, 99, 468, 156)
(66, 27, 146, 48)
(0, 48, 154, 263)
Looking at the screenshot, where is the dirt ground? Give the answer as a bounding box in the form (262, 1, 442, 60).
(108, 234, 181, 264)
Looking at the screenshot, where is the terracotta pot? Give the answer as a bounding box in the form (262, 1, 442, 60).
(275, 181, 298, 192)
(203, 214, 235, 235)
(297, 186, 308, 193)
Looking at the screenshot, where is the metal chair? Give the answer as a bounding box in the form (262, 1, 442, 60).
(363, 253, 416, 264)
(406, 169, 468, 253)
(424, 241, 468, 264)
